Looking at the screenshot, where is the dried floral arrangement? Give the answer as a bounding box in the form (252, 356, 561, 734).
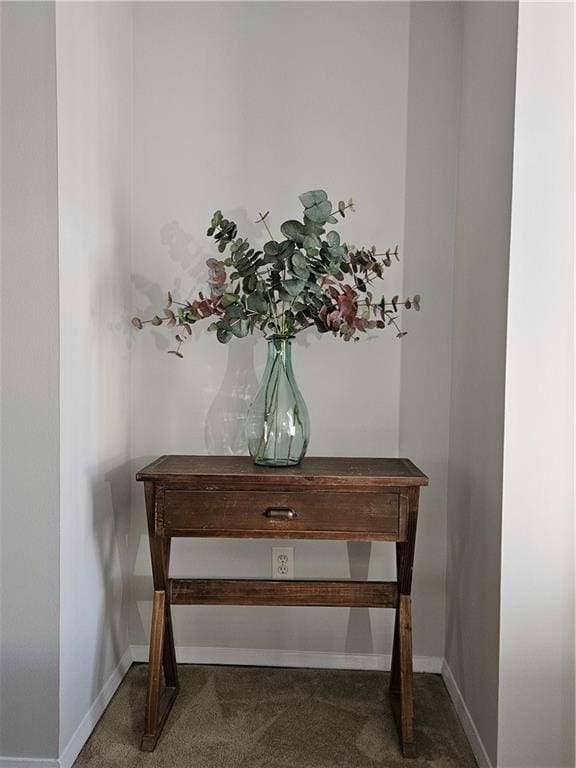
(132, 190, 420, 357)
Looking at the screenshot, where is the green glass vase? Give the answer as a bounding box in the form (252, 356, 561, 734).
(247, 337, 310, 467)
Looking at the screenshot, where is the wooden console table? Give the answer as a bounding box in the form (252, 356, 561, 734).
(136, 455, 428, 756)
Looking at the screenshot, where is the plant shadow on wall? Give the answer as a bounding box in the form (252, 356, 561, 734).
(132, 190, 420, 464)
(131, 220, 205, 353)
(132, 210, 262, 455)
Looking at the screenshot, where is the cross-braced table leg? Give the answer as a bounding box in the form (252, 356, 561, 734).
(389, 488, 419, 758)
(141, 483, 179, 751)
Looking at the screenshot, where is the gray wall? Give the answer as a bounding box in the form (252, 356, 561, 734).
(0, 2, 60, 759)
(498, 3, 574, 766)
(399, 1, 461, 661)
(444, 3, 518, 765)
(56, 2, 134, 754)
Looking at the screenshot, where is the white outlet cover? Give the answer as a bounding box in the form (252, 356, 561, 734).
(272, 546, 294, 579)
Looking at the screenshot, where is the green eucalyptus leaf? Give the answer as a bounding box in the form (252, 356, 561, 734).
(299, 190, 328, 208)
(221, 292, 239, 308)
(263, 240, 280, 256)
(225, 304, 245, 319)
(291, 251, 308, 270)
(303, 216, 325, 237)
(246, 292, 268, 314)
(304, 199, 332, 224)
(303, 235, 320, 257)
(329, 245, 346, 261)
(327, 262, 342, 276)
(283, 278, 305, 297)
(216, 326, 233, 344)
(303, 234, 320, 249)
(293, 267, 310, 280)
(326, 231, 340, 247)
(279, 240, 296, 257)
(230, 319, 250, 338)
(281, 220, 305, 243)
(242, 259, 264, 276)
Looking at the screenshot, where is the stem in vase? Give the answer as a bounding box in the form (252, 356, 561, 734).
(255, 354, 282, 463)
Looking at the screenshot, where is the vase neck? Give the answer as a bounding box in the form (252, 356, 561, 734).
(267, 336, 293, 364)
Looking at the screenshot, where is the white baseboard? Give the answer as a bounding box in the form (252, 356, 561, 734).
(441, 660, 493, 768)
(0, 760, 59, 768)
(130, 644, 443, 673)
(57, 647, 133, 768)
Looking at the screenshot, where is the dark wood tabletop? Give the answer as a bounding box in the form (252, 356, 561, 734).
(137, 455, 429, 489)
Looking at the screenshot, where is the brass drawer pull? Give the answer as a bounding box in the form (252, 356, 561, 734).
(264, 507, 297, 520)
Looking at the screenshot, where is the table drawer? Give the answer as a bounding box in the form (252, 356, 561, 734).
(161, 489, 405, 540)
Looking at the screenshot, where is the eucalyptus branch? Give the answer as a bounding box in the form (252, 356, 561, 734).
(255, 210, 275, 242)
(131, 189, 420, 353)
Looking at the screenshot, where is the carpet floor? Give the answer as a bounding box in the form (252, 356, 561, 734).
(74, 664, 477, 768)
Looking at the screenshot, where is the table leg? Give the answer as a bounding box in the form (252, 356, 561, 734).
(161, 538, 178, 689)
(390, 488, 419, 758)
(398, 594, 414, 757)
(141, 483, 179, 751)
(390, 592, 400, 696)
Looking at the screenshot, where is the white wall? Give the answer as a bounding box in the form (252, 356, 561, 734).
(56, 1, 133, 758)
(444, 3, 518, 766)
(130, 1, 415, 663)
(399, 1, 461, 661)
(498, 3, 574, 767)
(0, 2, 61, 760)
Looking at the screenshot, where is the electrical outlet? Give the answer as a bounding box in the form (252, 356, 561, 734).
(272, 546, 294, 579)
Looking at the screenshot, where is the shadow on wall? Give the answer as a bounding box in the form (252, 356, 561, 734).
(131, 220, 205, 353)
(346, 541, 374, 654)
(445, 464, 473, 687)
(89, 458, 133, 704)
(205, 335, 259, 455)
(127, 457, 155, 644)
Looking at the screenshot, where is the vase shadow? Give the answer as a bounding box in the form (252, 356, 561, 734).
(204, 337, 260, 455)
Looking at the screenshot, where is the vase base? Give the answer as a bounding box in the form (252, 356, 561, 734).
(252, 457, 302, 468)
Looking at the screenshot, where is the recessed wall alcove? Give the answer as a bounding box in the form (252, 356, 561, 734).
(1, 3, 573, 768)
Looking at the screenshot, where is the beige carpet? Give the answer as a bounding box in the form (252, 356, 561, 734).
(74, 664, 477, 768)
